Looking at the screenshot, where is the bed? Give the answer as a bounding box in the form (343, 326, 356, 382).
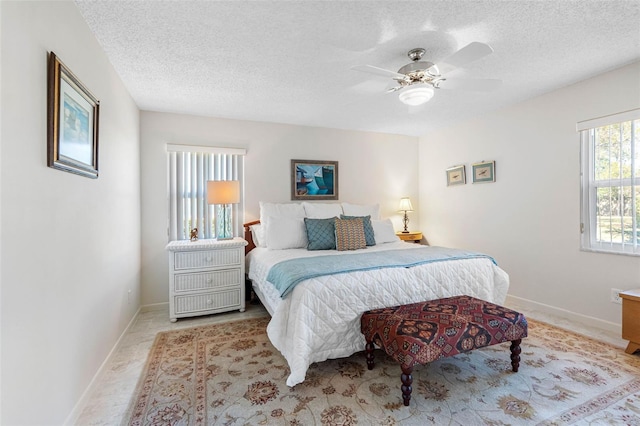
(243, 203, 509, 387)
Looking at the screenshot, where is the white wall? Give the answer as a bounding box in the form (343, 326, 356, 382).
(0, 3, 3, 421)
(140, 111, 419, 305)
(0, 6, 3, 422)
(419, 62, 640, 329)
(0, 2, 141, 424)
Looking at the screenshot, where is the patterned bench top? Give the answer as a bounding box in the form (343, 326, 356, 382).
(360, 295, 528, 369)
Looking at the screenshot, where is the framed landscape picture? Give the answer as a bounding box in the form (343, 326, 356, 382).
(47, 52, 100, 179)
(291, 159, 338, 200)
(446, 165, 466, 186)
(472, 161, 496, 183)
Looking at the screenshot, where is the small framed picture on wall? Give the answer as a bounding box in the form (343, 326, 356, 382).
(446, 165, 466, 186)
(472, 161, 496, 183)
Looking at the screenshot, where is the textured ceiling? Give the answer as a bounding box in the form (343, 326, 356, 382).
(75, 1, 640, 137)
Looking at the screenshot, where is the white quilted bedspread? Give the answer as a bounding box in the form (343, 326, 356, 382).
(247, 242, 509, 387)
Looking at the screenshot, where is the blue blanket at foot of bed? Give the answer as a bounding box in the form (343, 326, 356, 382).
(266, 246, 496, 297)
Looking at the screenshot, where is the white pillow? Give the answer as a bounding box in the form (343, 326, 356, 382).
(302, 202, 343, 219)
(372, 219, 400, 244)
(266, 216, 308, 250)
(249, 224, 265, 248)
(259, 202, 305, 247)
(341, 203, 380, 220)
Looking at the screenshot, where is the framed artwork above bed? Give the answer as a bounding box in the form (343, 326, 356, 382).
(291, 159, 339, 200)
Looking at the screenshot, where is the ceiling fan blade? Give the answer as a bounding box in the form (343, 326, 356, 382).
(347, 79, 393, 95)
(441, 78, 502, 91)
(351, 64, 406, 80)
(437, 42, 494, 74)
(386, 85, 404, 93)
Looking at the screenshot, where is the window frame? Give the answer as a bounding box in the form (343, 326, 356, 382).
(579, 109, 640, 256)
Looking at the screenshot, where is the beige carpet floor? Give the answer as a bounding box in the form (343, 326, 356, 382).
(126, 316, 640, 425)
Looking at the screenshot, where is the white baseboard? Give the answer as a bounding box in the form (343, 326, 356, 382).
(63, 306, 142, 426)
(506, 294, 621, 334)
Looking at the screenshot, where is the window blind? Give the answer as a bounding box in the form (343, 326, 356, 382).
(167, 146, 245, 241)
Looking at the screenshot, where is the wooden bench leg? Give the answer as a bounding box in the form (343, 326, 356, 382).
(365, 340, 375, 370)
(401, 365, 413, 406)
(510, 339, 522, 372)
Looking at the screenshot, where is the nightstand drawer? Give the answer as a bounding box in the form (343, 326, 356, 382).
(174, 249, 241, 270)
(174, 269, 242, 293)
(174, 289, 241, 314)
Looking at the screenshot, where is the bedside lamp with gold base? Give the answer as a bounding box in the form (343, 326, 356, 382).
(397, 197, 422, 243)
(398, 197, 413, 233)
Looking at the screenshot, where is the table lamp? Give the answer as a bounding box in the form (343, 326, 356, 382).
(207, 180, 240, 240)
(398, 197, 413, 233)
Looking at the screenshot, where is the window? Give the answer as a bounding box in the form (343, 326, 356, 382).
(579, 109, 640, 255)
(167, 144, 245, 241)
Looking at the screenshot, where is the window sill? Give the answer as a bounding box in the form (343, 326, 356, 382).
(580, 247, 640, 257)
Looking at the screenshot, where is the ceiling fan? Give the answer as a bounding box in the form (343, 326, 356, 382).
(352, 42, 502, 106)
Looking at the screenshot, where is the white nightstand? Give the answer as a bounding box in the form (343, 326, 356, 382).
(166, 238, 248, 322)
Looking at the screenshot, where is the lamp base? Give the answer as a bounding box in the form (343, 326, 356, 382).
(216, 204, 234, 240)
(402, 211, 410, 234)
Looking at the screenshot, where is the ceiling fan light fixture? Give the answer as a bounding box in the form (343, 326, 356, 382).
(398, 84, 434, 106)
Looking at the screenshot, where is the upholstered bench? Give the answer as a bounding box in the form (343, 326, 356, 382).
(360, 295, 528, 406)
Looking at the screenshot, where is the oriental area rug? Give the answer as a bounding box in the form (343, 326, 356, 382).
(126, 316, 640, 425)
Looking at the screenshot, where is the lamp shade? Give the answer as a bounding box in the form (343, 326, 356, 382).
(398, 197, 413, 212)
(398, 85, 434, 106)
(207, 180, 240, 204)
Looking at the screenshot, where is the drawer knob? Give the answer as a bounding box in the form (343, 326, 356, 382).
(207, 299, 213, 305)
(206, 257, 212, 262)
(207, 279, 213, 284)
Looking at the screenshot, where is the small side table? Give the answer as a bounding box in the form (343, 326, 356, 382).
(621, 289, 640, 355)
(396, 231, 422, 244)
